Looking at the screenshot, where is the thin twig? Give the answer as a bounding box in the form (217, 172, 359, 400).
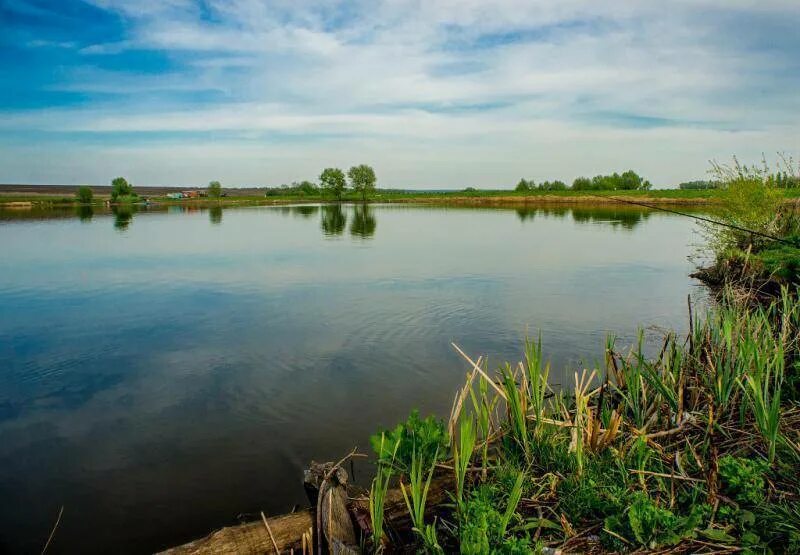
(41, 505, 64, 555)
(261, 511, 280, 554)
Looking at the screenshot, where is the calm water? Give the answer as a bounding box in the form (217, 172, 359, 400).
(0, 203, 706, 553)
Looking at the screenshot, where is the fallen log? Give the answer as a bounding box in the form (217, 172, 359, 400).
(159, 510, 314, 555)
(158, 466, 452, 555)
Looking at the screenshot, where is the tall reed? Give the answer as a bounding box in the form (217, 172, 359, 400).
(525, 333, 551, 439)
(453, 416, 476, 508)
(369, 434, 399, 551)
(401, 445, 440, 552)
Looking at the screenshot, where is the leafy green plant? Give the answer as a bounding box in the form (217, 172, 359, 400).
(718, 455, 768, 505)
(605, 492, 705, 549)
(371, 410, 448, 471)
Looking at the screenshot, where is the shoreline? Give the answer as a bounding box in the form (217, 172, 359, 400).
(0, 192, 725, 210)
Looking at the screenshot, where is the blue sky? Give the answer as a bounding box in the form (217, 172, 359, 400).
(1, 0, 798, 188)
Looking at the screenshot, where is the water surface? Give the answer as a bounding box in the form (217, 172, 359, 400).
(0, 203, 705, 553)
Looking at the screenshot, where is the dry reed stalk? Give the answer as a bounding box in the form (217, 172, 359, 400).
(451, 343, 507, 399)
(448, 361, 479, 440)
(261, 511, 280, 554)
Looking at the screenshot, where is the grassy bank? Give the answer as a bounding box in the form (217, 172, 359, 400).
(359, 289, 800, 553)
(7, 186, 800, 209)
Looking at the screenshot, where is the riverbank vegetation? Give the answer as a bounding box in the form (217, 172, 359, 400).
(694, 157, 800, 291)
(354, 286, 800, 553)
(5, 161, 800, 209)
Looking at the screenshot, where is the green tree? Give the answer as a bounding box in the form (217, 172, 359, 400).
(297, 180, 319, 196)
(75, 186, 93, 204)
(111, 177, 135, 201)
(208, 180, 222, 198)
(348, 164, 377, 201)
(572, 176, 592, 190)
(538, 180, 567, 191)
(515, 178, 532, 192)
(319, 168, 347, 200)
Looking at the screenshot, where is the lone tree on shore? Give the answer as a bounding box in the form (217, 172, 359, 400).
(208, 180, 222, 198)
(75, 186, 93, 204)
(111, 177, 135, 201)
(319, 168, 347, 200)
(348, 164, 376, 202)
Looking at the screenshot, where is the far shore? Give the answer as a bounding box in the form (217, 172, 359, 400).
(0, 184, 727, 207)
(3, 183, 800, 209)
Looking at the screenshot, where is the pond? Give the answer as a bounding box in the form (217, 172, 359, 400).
(0, 202, 706, 553)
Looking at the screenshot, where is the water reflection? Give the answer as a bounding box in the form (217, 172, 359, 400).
(321, 204, 347, 236)
(515, 205, 651, 229)
(350, 203, 377, 239)
(112, 204, 136, 231)
(292, 205, 319, 218)
(515, 206, 570, 222)
(76, 205, 94, 223)
(209, 206, 223, 225)
(571, 206, 651, 229)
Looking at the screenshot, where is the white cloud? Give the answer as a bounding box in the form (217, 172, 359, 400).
(3, 0, 799, 187)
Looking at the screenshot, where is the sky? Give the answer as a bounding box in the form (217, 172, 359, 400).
(1, 0, 799, 189)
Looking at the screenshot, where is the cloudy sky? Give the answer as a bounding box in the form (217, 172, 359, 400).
(1, 0, 798, 188)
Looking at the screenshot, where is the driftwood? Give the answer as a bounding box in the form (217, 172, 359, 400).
(159, 464, 451, 555)
(159, 510, 314, 554)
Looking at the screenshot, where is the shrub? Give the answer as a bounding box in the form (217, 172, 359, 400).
(702, 157, 784, 254)
(75, 186, 93, 204)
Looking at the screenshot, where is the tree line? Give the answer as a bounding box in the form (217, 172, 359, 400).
(264, 164, 377, 201)
(515, 170, 652, 192)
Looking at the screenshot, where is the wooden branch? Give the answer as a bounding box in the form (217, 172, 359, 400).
(159, 471, 453, 554)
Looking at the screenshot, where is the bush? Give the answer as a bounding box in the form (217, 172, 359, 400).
(75, 186, 93, 204)
(702, 157, 784, 255)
